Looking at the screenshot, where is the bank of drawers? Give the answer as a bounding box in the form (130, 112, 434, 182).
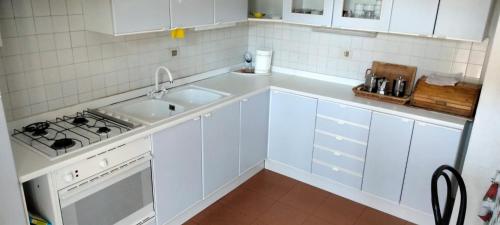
(312, 100, 372, 189)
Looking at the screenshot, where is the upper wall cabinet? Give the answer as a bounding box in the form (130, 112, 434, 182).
(171, 0, 214, 28)
(83, 0, 170, 36)
(283, 0, 335, 26)
(332, 0, 394, 32)
(389, 0, 439, 36)
(215, 0, 248, 24)
(434, 0, 493, 41)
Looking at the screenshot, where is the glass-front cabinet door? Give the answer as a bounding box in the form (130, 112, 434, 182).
(332, 0, 393, 31)
(283, 0, 334, 26)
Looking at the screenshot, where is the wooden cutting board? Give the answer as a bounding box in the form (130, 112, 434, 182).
(411, 76, 481, 118)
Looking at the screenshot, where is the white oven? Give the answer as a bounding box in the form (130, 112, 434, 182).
(48, 137, 155, 225)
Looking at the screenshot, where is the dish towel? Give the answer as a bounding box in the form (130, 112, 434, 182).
(479, 171, 500, 224)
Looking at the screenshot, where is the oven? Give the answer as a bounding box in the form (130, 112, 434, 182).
(57, 154, 155, 225)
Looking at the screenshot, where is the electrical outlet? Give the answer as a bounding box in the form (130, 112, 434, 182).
(343, 50, 351, 58)
(171, 48, 179, 57)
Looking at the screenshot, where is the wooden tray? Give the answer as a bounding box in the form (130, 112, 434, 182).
(352, 61, 417, 105)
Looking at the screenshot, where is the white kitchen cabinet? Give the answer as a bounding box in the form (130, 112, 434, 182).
(83, 0, 170, 36)
(362, 112, 414, 202)
(268, 91, 317, 172)
(215, 0, 248, 24)
(434, 0, 493, 41)
(389, 0, 439, 36)
(152, 118, 203, 225)
(240, 91, 270, 174)
(401, 122, 462, 213)
(332, 0, 394, 32)
(170, 0, 214, 28)
(283, 0, 335, 26)
(203, 102, 240, 197)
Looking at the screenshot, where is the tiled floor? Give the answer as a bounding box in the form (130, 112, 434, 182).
(185, 170, 415, 225)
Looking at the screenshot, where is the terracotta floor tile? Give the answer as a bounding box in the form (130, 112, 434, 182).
(196, 203, 256, 225)
(279, 182, 329, 213)
(313, 195, 366, 225)
(189, 170, 412, 225)
(240, 170, 299, 200)
(301, 216, 336, 225)
(221, 187, 277, 218)
(354, 208, 408, 225)
(258, 201, 309, 225)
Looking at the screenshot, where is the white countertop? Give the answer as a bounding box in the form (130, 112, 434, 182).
(12, 71, 471, 183)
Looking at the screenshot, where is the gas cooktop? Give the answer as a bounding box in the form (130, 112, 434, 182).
(11, 110, 142, 160)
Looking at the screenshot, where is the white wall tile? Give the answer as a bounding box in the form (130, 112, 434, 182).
(34, 16, 53, 34)
(19, 36, 39, 53)
(66, 0, 82, 15)
(12, 0, 32, 18)
(0, 0, 14, 19)
(32, 0, 51, 17)
(49, 0, 67, 15)
(1, 19, 18, 37)
(16, 17, 36, 35)
(37, 34, 56, 51)
(70, 31, 85, 47)
(3, 55, 23, 74)
(21, 53, 41, 70)
(68, 14, 83, 31)
(54, 32, 71, 49)
(56, 48, 73, 65)
(51, 15, 69, 32)
(39, 50, 58, 68)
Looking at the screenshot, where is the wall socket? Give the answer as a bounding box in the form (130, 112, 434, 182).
(171, 48, 179, 57)
(343, 50, 351, 58)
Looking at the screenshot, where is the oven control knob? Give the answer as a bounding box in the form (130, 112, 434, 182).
(63, 173, 74, 182)
(99, 159, 109, 168)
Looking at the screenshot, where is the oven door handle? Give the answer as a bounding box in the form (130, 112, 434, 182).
(58, 154, 152, 208)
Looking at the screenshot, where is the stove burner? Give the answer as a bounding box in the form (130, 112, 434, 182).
(97, 127, 111, 135)
(72, 117, 89, 125)
(24, 122, 49, 136)
(51, 138, 76, 150)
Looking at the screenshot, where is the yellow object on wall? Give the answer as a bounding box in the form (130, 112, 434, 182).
(170, 28, 185, 39)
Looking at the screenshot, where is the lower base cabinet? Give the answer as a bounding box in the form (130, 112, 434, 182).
(203, 102, 240, 197)
(400, 121, 462, 213)
(362, 112, 414, 202)
(268, 91, 317, 172)
(152, 118, 203, 225)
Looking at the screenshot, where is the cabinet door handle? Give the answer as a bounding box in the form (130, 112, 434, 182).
(193, 117, 200, 121)
(401, 118, 410, 123)
(332, 167, 340, 172)
(333, 152, 342, 156)
(241, 98, 248, 102)
(335, 136, 343, 141)
(337, 121, 345, 125)
(204, 113, 212, 118)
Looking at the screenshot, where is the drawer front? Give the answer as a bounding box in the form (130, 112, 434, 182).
(317, 100, 372, 126)
(316, 116, 369, 142)
(312, 161, 362, 189)
(314, 131, 367, 159)
(313, 147, 364, 174)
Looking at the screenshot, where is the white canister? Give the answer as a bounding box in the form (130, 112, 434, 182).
(254, 50, 273, 74)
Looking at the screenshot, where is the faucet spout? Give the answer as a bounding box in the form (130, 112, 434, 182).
(150, 66, 174, 99)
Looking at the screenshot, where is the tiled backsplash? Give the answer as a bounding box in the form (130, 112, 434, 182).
(248, 22, 488, 82)
(0, 0, 248, 121)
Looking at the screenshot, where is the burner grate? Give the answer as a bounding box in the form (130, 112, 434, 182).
(11, 110, 135, 159)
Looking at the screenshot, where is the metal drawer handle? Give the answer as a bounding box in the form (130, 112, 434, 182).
(335, 136, 343, 141)
(332, 167, 340, 172)
(241, 98, 248, 102)
(333, 152, 342, 156)
(337, 121, 345, 125)
(204, 113, 212, 118)
(193, 117, 200, 121)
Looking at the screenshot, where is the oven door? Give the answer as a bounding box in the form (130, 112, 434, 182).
(58, 155, 155, 225)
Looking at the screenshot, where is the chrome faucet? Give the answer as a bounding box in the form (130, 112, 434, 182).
(148, 66, 174, 99)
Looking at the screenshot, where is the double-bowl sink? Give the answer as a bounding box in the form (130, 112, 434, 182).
(101, 85, 231, 124)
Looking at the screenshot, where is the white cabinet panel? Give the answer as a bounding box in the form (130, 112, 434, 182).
(362, 112, 414, 202)
(389, 0, 439, 36)
(170, 0, 214, 28)
(152, 118, 202, 225)
(83, 0, 170, 35)
(434, 0, 492, 41)
(268, 91, 317, 172)
(203, 102, 240, 197)
(401, 122, 462, 213)
(283, 0, 334, 26)
(240, 91, 269, 174)
(215, 0, 248, 23)
(332, 0, 394, 32)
